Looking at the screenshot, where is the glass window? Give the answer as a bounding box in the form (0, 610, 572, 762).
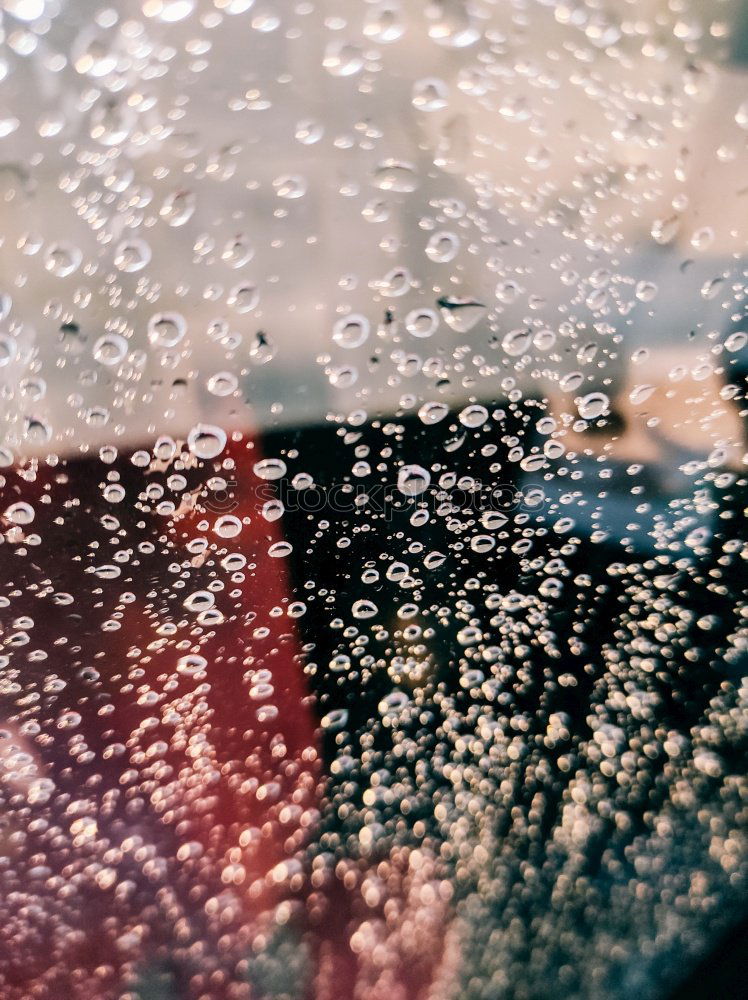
(0, 2, 745, 998)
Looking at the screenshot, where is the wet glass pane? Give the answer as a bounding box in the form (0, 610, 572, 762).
(0, 2, 746, 998)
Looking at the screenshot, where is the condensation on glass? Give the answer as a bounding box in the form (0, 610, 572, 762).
(0, 1, 745, 999)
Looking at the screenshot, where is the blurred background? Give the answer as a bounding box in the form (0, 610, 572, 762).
(0, 0, 746, 447)
(0, 2, 746, 999)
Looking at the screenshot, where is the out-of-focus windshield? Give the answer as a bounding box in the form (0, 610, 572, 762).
(0, 2, 746, 999)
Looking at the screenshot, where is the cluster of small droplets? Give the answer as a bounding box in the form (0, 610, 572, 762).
(0, 1, 745, 998)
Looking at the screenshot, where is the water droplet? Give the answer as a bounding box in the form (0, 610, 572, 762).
(373, 160, 419, 193)
(418, 400, 449, 425)
(268, 540, 292, 558)
(148, 312, 187, 348)
(207, 371, 238, 396)
(160, 189, 196, 226)
(397, 464, 431, 496)
(93, 334, 128, 366)
(502, 328, 532, 357)
(273, 174, 307, 199)
(405, 308, 439, 338)
(321, 708, 349, 730)
(222, 234, 254, 268)
(352, 599, 379, 619)
(635, 281, 658, 302)
(187, 424, 227, 460)
(183, 590, 215, 612)
(459, 404, 489, 428)
(725, 330, 747, 353)
(629, 384, 656, 405)
(427, 5, 480, 47)
(577, 391, 609, 420)
(364, 2, 405, 43)
(114, 238, 151, 273)
(412, 77, 449, 112)
(559, 371, 584, 393)
(701, 277, 724, 300)
(44, 243, 82, 277)
(177, 653, 207, 675)
(333, 314, 370, 349)
(437, 295, 486, 333)
(690, 227, 714, 252)
(651, 216, 680, 245)
(4, 501, 34, 525)
(253, 457, 287, 481)
(323, 41, 364, 77)
(295, 119, 324, 145)
(229, 283, 260, 313)
(103, 483, 126, 503)
(0, 333, 18, 367)
(426, 231, 459, 263)
(470, 534, 495, 553)
(4, 0, 45, 21)
(143, 1, 196, 23)
(262, 499, 284, 521)
(214, 515, 242, 538)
